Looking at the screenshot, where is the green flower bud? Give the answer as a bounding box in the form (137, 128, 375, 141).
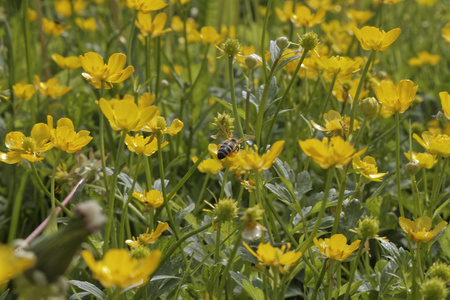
(411, 122, 425, 134)
(245, 56, 258, 69)
(421, 278, 448, 300)
(427, 261, 450, 283)
(131, 245, 152, 259)
(299, 32, 319, 51)
(213, 112, 234, 134)
(412, 95, 423, 108)
(357, 216, 379, 240)
(359, 97, 380, 118)
(276, 36, 289, 50)
(160, 79, 169, 90)
(213, 198, 238, 224)
(222, 38, 241, 58)
(405, 160, 421, 175)
(241, 205, 264, 224)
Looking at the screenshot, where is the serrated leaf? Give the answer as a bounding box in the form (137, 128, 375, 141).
(68, 280, 106, 300)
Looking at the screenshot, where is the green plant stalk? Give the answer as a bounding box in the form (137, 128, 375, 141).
(194, 173, 210, 213)
(154, 37, 162, 98)
(411, 175, 422, 218)
(272, 266, 280, 300)
(299, 167, 334, 254)
(190, 44, 210, 93)
(430, 157, 448, 213)
(228, 57, 244, 138)
(326, 261, 334, 300)
(349, 50, 376, 136)
(266, 198, 298, 247)
(146, 36, 152, 91)
(311, 259, 329, 300)
(260, 0, 273, 80)
(219, 167, 229, 199)
(50, 149, 62, 215)
(422, 168, 429, 206)
(98, 81, 109, 192)
(118, 154, 142, 248)
(182, 8, 192, 83)
(215, 223, 221, 264)
(319, 72, 339, 120)
(395, 113, 405, 217)
(245, 70, 253, 134)
(331, 166, 349, 235)
(8, 172, 29, 243)
(3, 18, 16, 132)
(144, 155, 153, 190)
(343, 239, 366, 300)
(127, 11, 138, 78)
(263, 49, 309, 149)
(22, 0, 36, 125)
(103, 130, 127, 254)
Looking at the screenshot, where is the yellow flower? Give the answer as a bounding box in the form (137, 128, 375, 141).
(398, 217, 447, 243)
(79, 52, 135, 89)
(243, 242, 302, 274)
(47, 115, 93, 153)
(315, 56, 360, 81)
(404, 151, 437, 169)
(347, 9, 373, 24)
(135, 12, 171, 38)
(0, 245, 36, 287)
(299, 136, 367, 169)
(413, 131, 450, 157)
(52, 54, 82, 70)
(126, 222, 169, 249)
(314, 234, 361, 261)
(42, 18, 70, 36)
(99, 98, 157, 132)
(440, 92, 450, 119)
(208, 143, 240, 169)
(142, 116, 183, 136)
(75, 17, 98, 31)
(54, 0, 87, 17)
(125, 133, 168, 156)
(126, 0, 167, 13)
(133, 190, 164, 208)
(236, 141, 284, 173)
(34, 75, 72, 99)
(171, 15, 198, 34)
(416, 0, 437, 5)
(28, 8, 37, 22)
(373, 79, 418, 115)
(311, 110, 360, 137)
(192, 156, 224, 174)
(13, 81, 36, 100)
(82, 249, 161, 289)
(290, 5, 325, 28)
(333, 78, 369, 103)
(193, 26, 227, 45)
(374, 0, 404, 5)
(352, 26, 401, 51)
(352, 155, 388, 182)
(408, 51, 441, 67)
(275, 1, 294, 23)
(0, 123, 53, 164)
(442, 22, 450, 44)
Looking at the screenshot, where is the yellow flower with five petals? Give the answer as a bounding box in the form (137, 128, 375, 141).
(440, 92, 450, 119)
(34, 75, 72, 99)
(404, 151, 437, 169)
(314, 234, 361, 261)
(126, 222, 169, 249)
(52, 54, 82, 70)
(142, 116, 183, 136)
(413, 131, 450, 157)
(135, 12, 171, 38)
(192, 156, 224, 174)
(373, 79, 418, 116)
(0, 244, 36, 287)
(352, 26, 401, 52)
(352, 155, 388, 182)
(126, 0, 167, 13)
(13, 81, 36, 100)
(399, 216, 447, 243)
(133, 190, 164, 208)
(125, 133, 168, 156)
(290, 5, 325, 28)
(47, 115, 93, 153)
(236, 141, 284, 173)
(42, 18, 69, 36)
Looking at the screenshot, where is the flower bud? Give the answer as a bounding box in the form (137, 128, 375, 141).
(427, 261, 450, 283)
(213, 198, 238, 224)
(412, 95, 423, 108)
(405, 160, 420, 175)
(299, 32, 319, 51)
(155, 116, 168, 131)
(359, 97, 380, 118)
(160, 79, 169, 90)
(245, 56, 258, 69)
(130, 245, 152, 259)
(222, 38, 241, 58)
(241, 205, 265, 241)
(276, 36, 289, 50)
(213, 112, 234, 134)
(356, 216, 379, 240)
(421, 278, 448, 300)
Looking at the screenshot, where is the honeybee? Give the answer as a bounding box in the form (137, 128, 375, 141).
(217, 135, 253, 159)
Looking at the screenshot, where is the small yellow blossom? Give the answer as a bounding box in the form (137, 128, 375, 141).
(142, 116, 184, 136)
(243, 242, 302, 274)
(404, 151, 437, 169)
(347, 9, 373, 24)
(417, 0, 437, 5)
(28, 8, 37, 22)
(125, 133, 168, 156)
(373, 79, 418, 115)
(374, 0, 404, 5)
(413, 131, 450, 157)
(47, 115, 92, 153)
(75, 17, 98, 31)
(42, 18, 69, 36)
(399, 216, 447, 243)
(13, 81, 36, 100)
(135, 12, 171, 38)
(439, 92, 450, 119)
(34, 75, 72, 99)
(0, 123, 53, 164)
(193, 26, 227, 45)
(314, 234, 361, 261)
(275, 1, 294, 23)
(236, 141, 284, 173)
(99, 98, 157, 132)
(52, 54, 82, 70)
(162, 65, 183, 77)
(82, 249, 161, 289)
(442, 23, 450, 44)
(192, 156, 224, 174)
(299, 136, 367, 169)
(315, 56, 360, 81)
(126, 0, 167, 13)
(352, 26, 401, 52)
(290, 5, 325, 28)
(54, 0, 87, 17)
(79, 52, 135, 89)
(0, 245, 36, 287)
(208, 144, 240, 169)
(311, 110, 360, 137)
(133, 190, 164, 208)
(408, 51, 441, 67)
(126, 222, 169, 249)
(333, 78, 369, 103)
(352, 155, 388, 182)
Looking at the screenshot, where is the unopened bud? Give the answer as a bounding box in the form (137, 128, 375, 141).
(356, 216, 379, 240)
(276, 36, 289, 50)
(213, 198, 238, 224)
(299, 32, 319, 51)
(427, 261, 450, 283)
(222, 38, 241, 58)
(412, 95, 423, 107)
(421, 278, 448, 300)
(130, 246, 151, 259)
(160, 79, 169, 90)
(405, 160, 420, 175)
(359, 97, 379, 118)
(245, 56, 258, 69)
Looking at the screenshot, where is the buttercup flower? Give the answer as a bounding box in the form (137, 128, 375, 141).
(192, 156, 223, 174)
(352, 155, 388, 182)
(299, 136, 367, 169)
(208, 143, 240, 169)
(0, 123, 53, 164)
(408, 51, 441, 67)
(313, 234, 361, 261)
(75, 17, 98, 31)
(399, 216, 447, 243)
(133, 190, 164, 208)
(333, 78, 369, 103)
(79, 52, 135, 89)
(315, 56, 360, 81)
(34, 75, 72, 99)
(82, 249, 161, 289)
(13, 81, 36, 100)
(126, 0, 167, 13)
(311, 110, 360, 137)
(42, 18, 69, 36)
(52, 54, 82, 70)
(28, 8, 37, 22)
(126, 222, 169, 249)
(352, 26, 401, 51)
(440, 92, 450, 119)
(442, 23, 450, 44)
(373, 79, 418, 115)
(142, 116, 183, 136)
(0, 245, 36, 287)
(54, 0, 87, 17)
(291, 5, 325, 28)
(404, 151, 437, 169)
(243, 242, 302, 274)
(193, 26, 227, 45)
(99, 98, 157, 131)
(236, 141, 284, 173)
(347, 9, 373, 24)
(275, 1, 294, 23)
(135, 12, 171, 38)
(413, 131, 450, 157)
(47, 115, 93, 153)
(125, 133, 168, 156)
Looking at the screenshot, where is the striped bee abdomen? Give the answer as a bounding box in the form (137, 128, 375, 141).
(217, 141, 236, 159)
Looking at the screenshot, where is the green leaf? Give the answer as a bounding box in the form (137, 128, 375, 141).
(438, 225, 450, 258)
(68, 280, 106, 300)
(230, 271, 264, 300)
(213, 98, 246, 119)
(0, 289, 9, 300)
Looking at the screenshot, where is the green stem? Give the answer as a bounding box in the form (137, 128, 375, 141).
(319, 72, 339, 120)
(190, 45, 210, 93)
(127, 11, 138, 79)
(411, 174, 422, 218)
(144, 155, 153, 190)
(260, 0, 273, 80)
(194, 173, 210, 214)
(343, 238, 366, 300)
(219, 167, 229, 199)
(8, 172, 29, 243)
(50, 149, 62, 215)
(430, 157, 448, 213)
(98, 81, 109, 192)
(215, 223, 221, 264)
(395, 113, 405, 217)
(228, 57, 244, 137)
(311, 259, 329, 300)
(331, 167, 349, 235)
(154, 36, 162, 98)
(146, 36, 152, 91)
(422, 168, 429, 206)
(182, 8, 192, 83)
